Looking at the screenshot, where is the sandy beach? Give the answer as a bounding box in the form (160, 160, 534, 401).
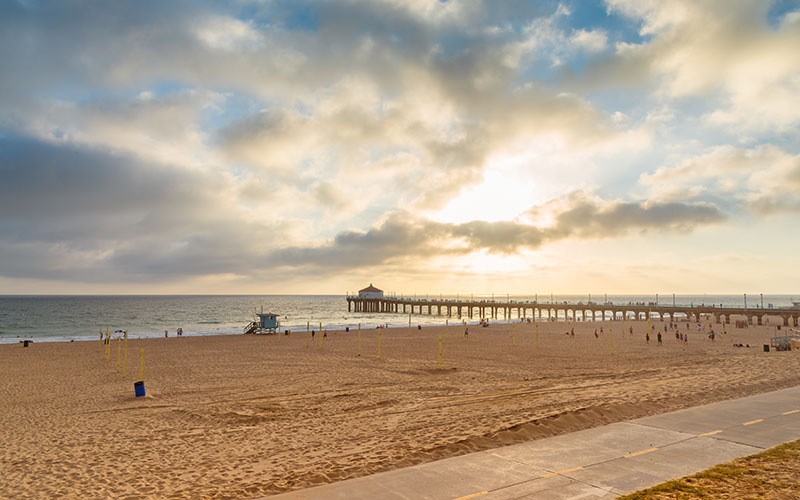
(2, 319, 799, 499)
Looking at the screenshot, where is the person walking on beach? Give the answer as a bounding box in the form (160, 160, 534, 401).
(323, 330, 327, 339)
(464, 327, 468, 338)
(594, 329, 598, 338)
(646, 332, 650, 344)
(570, 327, 574, 338)
(657, 332, 662, 346)
(311, 330, 315, 339)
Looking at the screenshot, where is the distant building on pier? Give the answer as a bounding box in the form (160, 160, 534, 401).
(358, 284, 384, 299)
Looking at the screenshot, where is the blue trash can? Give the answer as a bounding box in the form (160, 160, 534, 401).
(346, 327, 350, 332)
(134, 380, 146, 397)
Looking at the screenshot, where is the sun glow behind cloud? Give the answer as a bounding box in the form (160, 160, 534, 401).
(431, 153, 542, 224)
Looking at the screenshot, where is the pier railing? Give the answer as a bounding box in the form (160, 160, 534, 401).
(345, 296, 800, 327)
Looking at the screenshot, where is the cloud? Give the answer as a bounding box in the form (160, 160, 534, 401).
(266, 194, 725, 273)
(570, 29, 608, 52)
(21, 89, 227, 168)
(218, 72, 631, 214)
(193, 15, 265, 51)
(597, 0, 800, 132)
(2, 1, 645, 230)
(541, 192, 726, 237)
(503, 5, 609, 68)
(0, 135, 267, 281)
(0, 1, 795, 292)
(639, 144, 800, 215)
(312, 181, 350, 211)
(0, 132, 726, 283)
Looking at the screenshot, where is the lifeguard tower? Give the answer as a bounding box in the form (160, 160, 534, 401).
(244, 312, 280, 335)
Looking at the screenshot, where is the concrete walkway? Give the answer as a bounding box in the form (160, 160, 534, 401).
(265, 386, 800, 499)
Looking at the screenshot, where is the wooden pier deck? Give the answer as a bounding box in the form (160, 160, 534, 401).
(346, 296, 800, 327)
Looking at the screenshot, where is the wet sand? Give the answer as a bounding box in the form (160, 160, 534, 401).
(2, 319, 799, 499)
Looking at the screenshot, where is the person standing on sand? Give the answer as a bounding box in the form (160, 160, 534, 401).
(594, 329, 598, 338)
(646, 332, 650, 344)
(570, 327, 574, 338)
(657, 332, 662, 346)
(464, 327, 468, 338)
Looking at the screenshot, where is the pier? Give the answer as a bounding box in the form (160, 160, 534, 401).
(346, 296, 800, 327)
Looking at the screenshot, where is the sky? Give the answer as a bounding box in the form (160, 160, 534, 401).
(1, 0, 799, 295)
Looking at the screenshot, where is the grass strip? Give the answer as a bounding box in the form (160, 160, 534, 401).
(618, 439, 800, 499)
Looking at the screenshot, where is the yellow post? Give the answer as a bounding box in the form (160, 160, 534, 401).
(610, 324, 614, 354)
(446, 319, 448, 329)
(123, 331, 128, 376)
(358, 323, 361, 357)
(536, 322, 539, 347)
(306, 322, 309, 348)
(438, 333, 442, 368)
(116, 335, 121, 372)
(139, 347, 144, 381)
(378, 329, 382, 359)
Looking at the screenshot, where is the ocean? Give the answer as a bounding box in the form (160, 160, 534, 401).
(1, 294, 797, 344)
